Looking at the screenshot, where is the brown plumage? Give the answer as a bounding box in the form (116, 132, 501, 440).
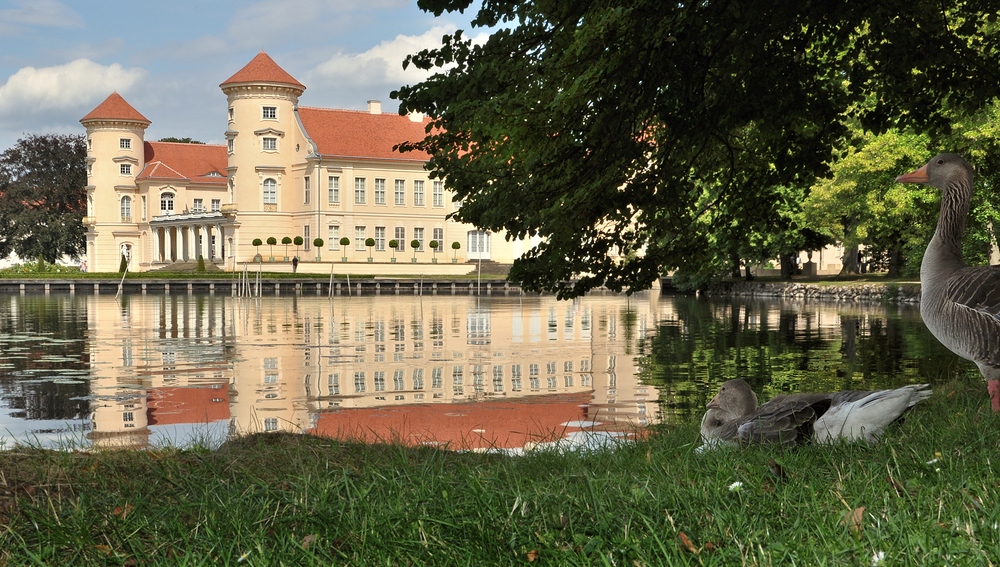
(897, 153, 1000, 411)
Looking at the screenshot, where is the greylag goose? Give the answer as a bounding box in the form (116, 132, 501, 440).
(896, 153, 1000, 411)
(698, 379, 931, 451)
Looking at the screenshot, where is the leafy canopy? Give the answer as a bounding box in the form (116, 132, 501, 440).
(0, 134, 87, 263)
(394, 0, 1000, 297)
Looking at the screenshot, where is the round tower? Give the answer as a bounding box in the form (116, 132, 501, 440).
(80, 92, 150, 272)
(220, 52, 306, 216)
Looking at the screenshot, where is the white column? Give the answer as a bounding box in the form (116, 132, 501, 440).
(169, 226, 177, 262)
(152, 228, 160, 263)
(202, 224, 210, 260)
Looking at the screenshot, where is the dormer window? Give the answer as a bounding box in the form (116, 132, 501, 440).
(262, 137, 277, 151)
(262, 106, 277, 120)
(120, 138, 131, 150)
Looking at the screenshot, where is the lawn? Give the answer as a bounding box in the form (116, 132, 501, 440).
(1, 378, 996, 566)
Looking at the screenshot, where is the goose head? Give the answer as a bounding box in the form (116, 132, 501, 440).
(706, 379, 758, 420)
(896, 153, 973, 191)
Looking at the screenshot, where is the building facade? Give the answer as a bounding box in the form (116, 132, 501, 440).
(80, 52, 523, 273)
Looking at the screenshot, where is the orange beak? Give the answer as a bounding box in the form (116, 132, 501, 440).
(896, 163, 929, 184)
(706, 393, 721, 410)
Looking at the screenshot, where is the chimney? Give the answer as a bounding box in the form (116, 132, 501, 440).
(367, 100, 382, 114)
(408, 111, 424, 122)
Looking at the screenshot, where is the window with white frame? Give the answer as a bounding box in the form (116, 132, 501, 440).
(414, 180, 425, 206)
(374, 178, 386, 204)
(262, 137, 277, 151)
(304, 226, 310, 251)
(328, 176, 339, 203)
(120, 196, 132, 222)
(328, 226, 340, 250)
(375, 227, 386, 251)
(263, 178, 277, 205)
(433, 228, 444, 247)
(211, 199, 221, 212)
(193, 198, 204, 212)
(355, 226, 367, 251)
(433, 180, 444, 207)
(394, 179, 405, 205)
(120, 163, 132, 175)
(120, 138, 131, 150)
(262, 106, 277, 119)
(304, 176, 310, 204)
(227, 139, 234, 153)
(354, 178, 366, 204)
(414, 227, 425, 251)
(160, 192, 174, 215)
(394, 227, 405, 246)
(264, 418, 278, 431)
(228, 107, 234, 121)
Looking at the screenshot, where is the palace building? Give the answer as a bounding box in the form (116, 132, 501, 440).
(80, 52, 523, 274)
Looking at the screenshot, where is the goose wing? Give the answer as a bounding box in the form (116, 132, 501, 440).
(735, 396, 824, 446)
(944, 265, 1000, 367)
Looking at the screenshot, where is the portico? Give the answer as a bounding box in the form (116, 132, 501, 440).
(149, 212, 232, 264)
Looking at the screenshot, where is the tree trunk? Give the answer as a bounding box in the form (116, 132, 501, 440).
(729, 251, 742, 279)
(887, 246, 902, 278)
(779, 253, 794, 280)
(840, 244, 860, 275)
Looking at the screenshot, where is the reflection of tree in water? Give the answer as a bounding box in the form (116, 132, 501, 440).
(640, 296, 967, 423)
(0, 295, 90, 421)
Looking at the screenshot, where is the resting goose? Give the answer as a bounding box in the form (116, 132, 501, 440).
(698, 379, 931, 451)
(896, 153, 1000, 411)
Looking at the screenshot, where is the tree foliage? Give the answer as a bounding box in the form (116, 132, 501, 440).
(0, 134, 87, 263)
(395, 0, 1000, 297)
(158, 137, 204, 144)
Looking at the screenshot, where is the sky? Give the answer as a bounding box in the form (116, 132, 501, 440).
(0, 0, 484, 149)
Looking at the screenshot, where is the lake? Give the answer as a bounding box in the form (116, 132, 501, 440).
(0, 289, 970, 451)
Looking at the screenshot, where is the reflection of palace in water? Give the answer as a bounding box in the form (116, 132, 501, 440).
(83, 291, 664, 449)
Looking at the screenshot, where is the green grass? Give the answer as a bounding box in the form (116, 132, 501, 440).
(1, 380, 997, 566)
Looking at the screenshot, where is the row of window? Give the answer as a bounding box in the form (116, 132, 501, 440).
(325, 226, 446, 252)
(326, 369, 594, 395)
(228, 105, 278, 122)
(118, 194, 221, 220)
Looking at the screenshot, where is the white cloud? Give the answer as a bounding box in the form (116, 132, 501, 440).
(0, 59, 146, 122)
(305, 25, 486, 91)
(0, 0, 83, 30)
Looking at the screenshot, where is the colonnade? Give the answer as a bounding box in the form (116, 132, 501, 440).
(151, 223, 227, 264)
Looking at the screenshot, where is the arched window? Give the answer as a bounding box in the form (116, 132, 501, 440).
(120, 196, 132, 222)
(263, 178, 277, 205)
(160, 192, 174, 215)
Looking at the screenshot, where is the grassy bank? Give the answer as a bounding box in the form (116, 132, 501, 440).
(1, 380, 997, 566)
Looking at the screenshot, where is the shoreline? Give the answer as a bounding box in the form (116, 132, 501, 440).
(705, 279, 921, 303)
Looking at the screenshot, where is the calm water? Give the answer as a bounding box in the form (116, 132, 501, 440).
(0, 290, 971, 450)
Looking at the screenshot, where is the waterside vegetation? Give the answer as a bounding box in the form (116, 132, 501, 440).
(0, 378, 996, 565)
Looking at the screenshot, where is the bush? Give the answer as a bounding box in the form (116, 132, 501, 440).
(388, 239, 399, 250)
(410, 239, 420, 250)
(196, 255, 206, 273)
(313, 238, 324, 248)
(339, 237, 351, 247)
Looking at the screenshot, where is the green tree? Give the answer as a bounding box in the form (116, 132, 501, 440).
(158, 137, 204, 144)
(293, 236, 303, 258)
(266, 237, 277, 260)
(0, 134, 87, 263)
(394, 0, 1000, 297)
(804, 128, 933, 277)
(281, 236, 292, 259)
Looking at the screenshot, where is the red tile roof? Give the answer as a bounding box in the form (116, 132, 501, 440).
(220, 51, 305, 90)
(138, 142, 229, 185)
(298, 107, 432, 161)
(80, 92, 150, 124)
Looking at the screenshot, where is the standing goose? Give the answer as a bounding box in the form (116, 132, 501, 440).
(897, 153, 1000, 411)
(698, 379, 931, 451)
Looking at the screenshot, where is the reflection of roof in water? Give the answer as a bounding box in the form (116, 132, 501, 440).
(147, 386, 231, 426)
(309, 392, 598, 450)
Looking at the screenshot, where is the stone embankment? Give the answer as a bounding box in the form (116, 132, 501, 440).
(704, 281, 921, 303)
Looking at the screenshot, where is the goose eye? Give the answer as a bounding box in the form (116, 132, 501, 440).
(936, 159, 945, 164)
